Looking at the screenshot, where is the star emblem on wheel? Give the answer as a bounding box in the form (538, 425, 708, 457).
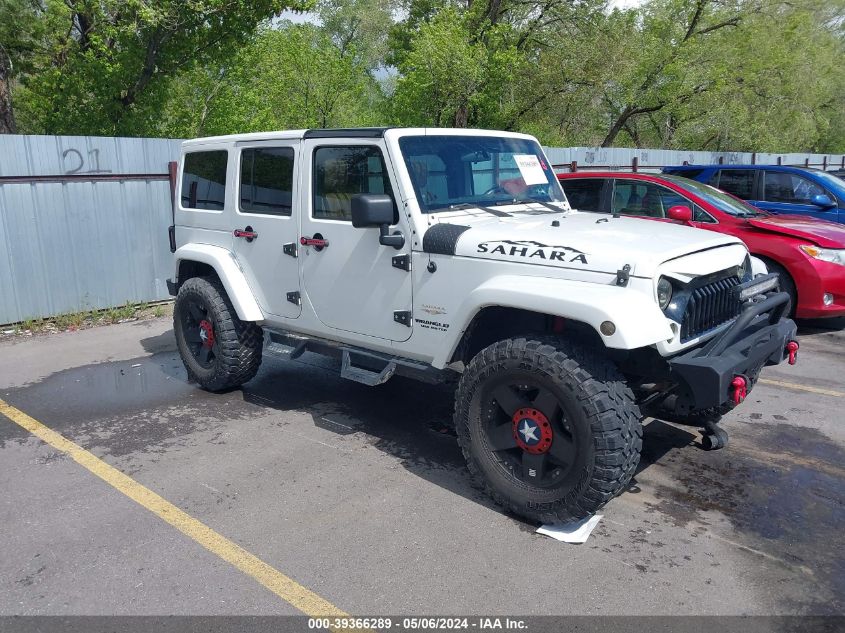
(520, 420, 539, 443)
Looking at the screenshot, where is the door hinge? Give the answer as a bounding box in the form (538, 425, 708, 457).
(287, 291, 301, 306)
(283, 242, 298, 258)
(616, 264, 631, 287)
(393, 310, 412, 327)
(392, 254, 411, 271)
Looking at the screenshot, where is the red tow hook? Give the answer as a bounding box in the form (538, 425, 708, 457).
(731, 375, 748, 406)
(786, 340, 799, 365)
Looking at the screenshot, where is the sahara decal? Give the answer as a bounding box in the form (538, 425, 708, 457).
(476, 240, 588, 265)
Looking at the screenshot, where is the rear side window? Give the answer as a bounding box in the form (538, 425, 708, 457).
(560, 179, 604, 211)
(715, 169, 754, 199)
(181, 150, 228, 210)
(763, 171, 825, 204)
(313, 146, 394, 221)
(239, 147, 295, 216)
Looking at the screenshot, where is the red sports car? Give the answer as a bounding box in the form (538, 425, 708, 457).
(558, 172, 845, 319)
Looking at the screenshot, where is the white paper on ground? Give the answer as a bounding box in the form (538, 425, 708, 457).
(536, 514, 603, 543)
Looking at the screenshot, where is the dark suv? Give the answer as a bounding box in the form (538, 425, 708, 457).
(663, 164, 844, 224)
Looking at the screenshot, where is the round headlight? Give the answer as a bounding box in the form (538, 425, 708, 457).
(657, 277, 673, 309)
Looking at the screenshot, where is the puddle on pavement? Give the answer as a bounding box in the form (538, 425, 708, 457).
(637, 417, 845, 614)
(2, 347, 842, 612)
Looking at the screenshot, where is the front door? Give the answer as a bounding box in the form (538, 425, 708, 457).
(231, 141, 302, 319)
(299, 140, 413, 342)
(757, 170, 841, 222)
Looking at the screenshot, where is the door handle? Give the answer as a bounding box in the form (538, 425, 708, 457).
(234, 227, 258, 242)
(300, 234, 329, 251)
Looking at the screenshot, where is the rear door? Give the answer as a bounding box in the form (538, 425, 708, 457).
(231, 141, 302, 319)
(713, 169, 760, 206)
(757, 170, 840, 221)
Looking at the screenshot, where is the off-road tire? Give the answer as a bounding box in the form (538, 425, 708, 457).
(174, 276, 263, 391)
(454, 337, 643, 524)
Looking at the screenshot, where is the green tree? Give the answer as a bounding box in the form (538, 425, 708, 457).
(9, 0, 310, 135)
(154, 22, 383, 137)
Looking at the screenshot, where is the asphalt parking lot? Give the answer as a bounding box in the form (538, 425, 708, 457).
(1, 316, 843, 618)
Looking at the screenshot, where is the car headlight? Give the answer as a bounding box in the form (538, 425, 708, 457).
(799, 245, 845, 266)
(657, 277, 673, 309)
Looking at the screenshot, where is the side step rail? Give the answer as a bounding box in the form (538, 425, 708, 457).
(262, 329, 448, 386)
(340, 350, 396, 386)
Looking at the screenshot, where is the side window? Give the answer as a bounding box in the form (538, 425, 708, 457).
(313, 146, 394, 221)
(181, 151, 227, 210)
(611, 181, 671, 217)
(764, 171, 825, 204)
(715, 170, 754, 199)
(560, 179, 604, 212)
(693, 206, 716, 223)
(239, 147, 295, 216)
(656, 186, 691, 213)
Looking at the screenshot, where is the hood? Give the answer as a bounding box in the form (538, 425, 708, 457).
(746, 215, 845, 248)
(434, 210, 742, 278)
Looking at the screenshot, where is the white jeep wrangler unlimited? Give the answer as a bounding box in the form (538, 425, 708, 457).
(168, 127, 798, 523)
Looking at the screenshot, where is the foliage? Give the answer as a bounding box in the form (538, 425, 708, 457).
(3, 0, 844, 152)
(7, 0, 310, 135)
(153, 22, 383, 136)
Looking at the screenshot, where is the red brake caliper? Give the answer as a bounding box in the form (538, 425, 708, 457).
(198, 319, 215, 349)
(512, 407, 554, 455)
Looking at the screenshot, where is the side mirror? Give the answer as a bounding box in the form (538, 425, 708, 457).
(667, 205, 694, 223)
(810, 194, 835, 208)
(351, 194, 405, 250)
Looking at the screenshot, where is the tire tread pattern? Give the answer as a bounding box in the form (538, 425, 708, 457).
(175, 276, 263, 391)
(454, 336, 643, 524)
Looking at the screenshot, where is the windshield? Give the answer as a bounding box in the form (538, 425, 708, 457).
(664, 175, 766, 217)
(398, 135, 567, 213)
(814, 170, 845, 193)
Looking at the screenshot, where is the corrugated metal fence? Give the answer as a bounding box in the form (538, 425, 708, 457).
(0, 135, 180, 324)
(1, 134, 843, 324)
(543, 146, 845, 173)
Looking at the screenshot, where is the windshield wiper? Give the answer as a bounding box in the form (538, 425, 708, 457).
(492, 197, 566, 214)
(429, 202, 511, 217)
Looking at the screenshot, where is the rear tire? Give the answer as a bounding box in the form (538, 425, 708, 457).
(174, 276, 263, 392)
(454, 337, 642, 524)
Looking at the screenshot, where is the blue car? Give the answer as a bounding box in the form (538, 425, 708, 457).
(662, 164, 845, 223)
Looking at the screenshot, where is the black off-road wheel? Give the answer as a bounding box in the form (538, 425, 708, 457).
(454, 337, 643, 524)
(174, 276, 263, 392)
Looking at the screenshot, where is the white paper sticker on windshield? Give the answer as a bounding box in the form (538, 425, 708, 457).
(513, 154, 548, 186)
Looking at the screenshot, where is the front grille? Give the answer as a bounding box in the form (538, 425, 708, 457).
(680, 276, 742, 342)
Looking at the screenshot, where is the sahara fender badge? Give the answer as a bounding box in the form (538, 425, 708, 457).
(476, 240, 588, 265)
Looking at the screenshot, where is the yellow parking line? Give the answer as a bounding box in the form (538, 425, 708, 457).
(0, 398, 347, 618)
(758, 378, 845, 398)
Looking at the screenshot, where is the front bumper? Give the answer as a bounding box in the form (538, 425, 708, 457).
(795, 257, 845, 319)
(668, 291, 797, 412)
